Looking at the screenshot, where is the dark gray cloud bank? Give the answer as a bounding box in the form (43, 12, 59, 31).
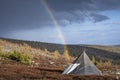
(0, 0, 120, 35)
(46, 0, 120, 24)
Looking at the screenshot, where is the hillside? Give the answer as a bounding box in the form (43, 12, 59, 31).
(0, 38, 120, 64)
(0, 38, 120, 80)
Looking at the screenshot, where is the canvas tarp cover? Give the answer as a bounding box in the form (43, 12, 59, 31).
(62, 51, 102, 75)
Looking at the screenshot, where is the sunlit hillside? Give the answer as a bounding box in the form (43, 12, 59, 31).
(0, 38, 120, 80)
(1, 38, 120, 64)
(0, 38, 73, 67)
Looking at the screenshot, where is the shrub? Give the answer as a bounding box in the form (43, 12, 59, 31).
(7, 51, 32, 64)
(0, 50, 4, 57)
(7, 51, 20, 61)
(53, 50, 60, 59)
(20, 54, 31, 64)
(63, 50, 70, 61)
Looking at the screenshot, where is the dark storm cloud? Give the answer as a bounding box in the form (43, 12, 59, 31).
(90, 13, 109, 23)
(93, 0, 120, 11)
(46, 0, 93, 11)
(1, 0, 120, 35)
(46, 0, 120, 11)
(0, 0, 53, 35)
(46, 0, 120, 23)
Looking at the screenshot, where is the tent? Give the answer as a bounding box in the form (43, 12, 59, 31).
(62, 50, 102, 75)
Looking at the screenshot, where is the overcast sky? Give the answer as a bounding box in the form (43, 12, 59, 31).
(0, 0, 120, 45)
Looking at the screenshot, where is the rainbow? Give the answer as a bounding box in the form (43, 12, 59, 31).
(41, 0, 70, 55)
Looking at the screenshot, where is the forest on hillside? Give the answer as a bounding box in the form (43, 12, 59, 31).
(0, 38, 120, 65)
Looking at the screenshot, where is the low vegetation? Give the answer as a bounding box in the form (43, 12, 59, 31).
(0, 48, 32, 64)
(0, 38, 118, 66)
(1, 38, 120, 64)
(0, 38, 120, 80)
(7, 51, 32, 64)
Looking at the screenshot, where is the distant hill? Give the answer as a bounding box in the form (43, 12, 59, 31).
(114, 45, 120, 47)
(0, 38, 120, 64)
